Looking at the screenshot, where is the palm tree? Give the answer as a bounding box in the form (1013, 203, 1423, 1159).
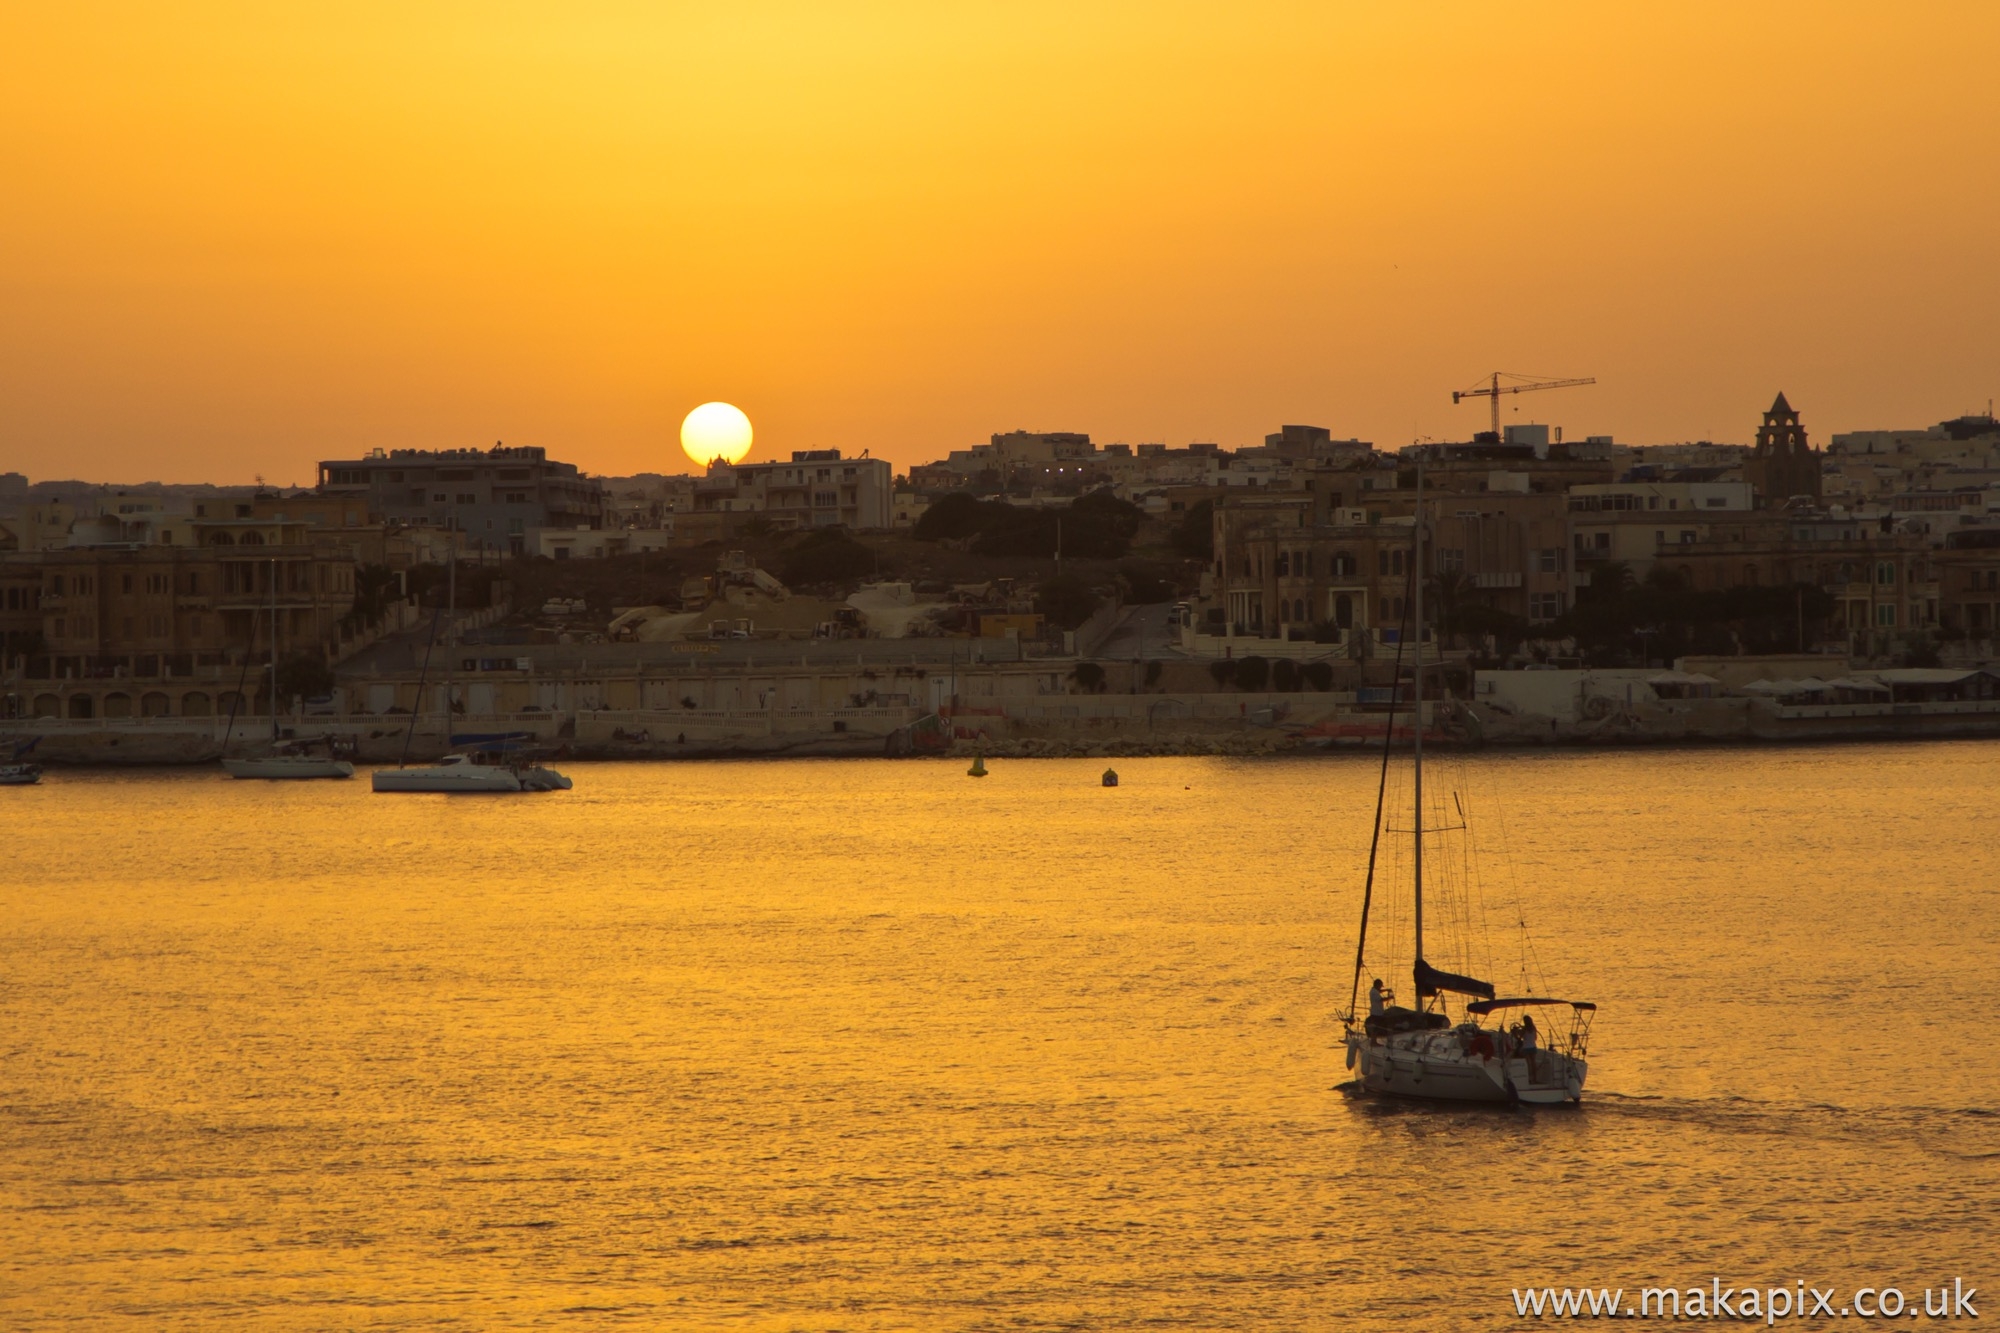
(1427, 569, 1479, 643)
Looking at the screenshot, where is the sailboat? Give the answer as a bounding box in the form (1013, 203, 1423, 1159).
(223, 557, 355, 779)
(1341, 463, 1596, 1106)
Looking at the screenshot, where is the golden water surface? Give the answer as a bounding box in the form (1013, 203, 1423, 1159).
(5, 746, 1997, 1328)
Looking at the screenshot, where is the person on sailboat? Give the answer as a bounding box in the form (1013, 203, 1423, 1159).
(1369, 979, 1387, 1018)
(1518, 1012, 1539, 1052)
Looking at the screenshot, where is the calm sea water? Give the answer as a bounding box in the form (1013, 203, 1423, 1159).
(4, 746, 1997, 1329)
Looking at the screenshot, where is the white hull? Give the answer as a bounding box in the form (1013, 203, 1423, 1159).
(373, 764, 522, 793)
(371, 755, 572, 793)
(1347, 1030, 1585, 1105)
(223, 757, 355, 780)
(0, 764, 41, 786)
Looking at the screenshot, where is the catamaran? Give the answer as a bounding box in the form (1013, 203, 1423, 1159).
(1341, 462, 1596, 1105)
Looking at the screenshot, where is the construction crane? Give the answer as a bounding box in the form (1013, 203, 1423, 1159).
(1452, 371, 1596, 438)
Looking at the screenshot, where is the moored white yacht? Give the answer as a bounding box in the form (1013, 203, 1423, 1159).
(1340, 460, 1596, 1106)
(372, 751, 572, 793)
(224, 753, 357, 780)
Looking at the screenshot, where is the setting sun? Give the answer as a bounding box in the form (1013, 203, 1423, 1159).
(680, 401, 753, 467)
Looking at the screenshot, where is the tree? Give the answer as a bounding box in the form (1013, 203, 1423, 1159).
(1302, 660, 1334, 692)
(1118, 561, 1175, 604)
(1035, 573, 1100, 630)
(1234, 655, 1270, 691)
(276, 651, 334, 701)
(343, 564, 402, 632)
(1271, 658, 1300, 692)
(1427, 569, 1479, 639)
(1070, 661, 1107, 693)
(912, 492, 990, 542)
(1208, 658, 1238, 688)
(1170, 499, 1215, 560)
(780, 529, 876, 587)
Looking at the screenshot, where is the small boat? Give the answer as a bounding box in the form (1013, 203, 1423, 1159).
(1341, 460, 1596, 1106)
(1101, 768, 1119, 787)
(1, 739, 42, 784)
(372, 751, 572, 794)
(967, 751, 988, 777)
(224, 736, 357, 780)
(224, 755, 356, 780)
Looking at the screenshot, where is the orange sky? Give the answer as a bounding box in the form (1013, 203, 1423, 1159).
(3, 2, 1997, 483)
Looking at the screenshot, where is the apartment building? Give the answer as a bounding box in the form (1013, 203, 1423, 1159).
(690, 450, 893, 530)
(4, 517, 362, 699)
(316, 444, 604, 554)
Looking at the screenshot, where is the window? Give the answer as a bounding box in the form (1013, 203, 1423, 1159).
(1680, 531, 1696, 544)
(147, 614, 167, 636)
(121, 574, 134, 594)
(1275, 552, 1290, 577)
(1876, 562, 1895, 585)
(433, 493, 447, 503)
(1530, 591, 1565, 620)
(1391, 549, 1404, 576)
(1377, 550, 1389, 576)
(456, 493, 476, 505)
(1437, 548, 1464, 573)
(1875, 602, 1896, 627)
(1534, 548, 1565, 573)
(189, 616, 202, 635)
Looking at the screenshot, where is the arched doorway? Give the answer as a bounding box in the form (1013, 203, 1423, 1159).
(103, 692, 133, 718)
(181, 691, 213, 716)
(33, 693, 60, 717)
(1333, 594, 1354, 630)
(141, 691, 172, 717)
(68, 694, 94, 719)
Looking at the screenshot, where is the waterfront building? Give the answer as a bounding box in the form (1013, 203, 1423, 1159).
(0, 516, 368, 718)
(1204, 486, 1574, 641)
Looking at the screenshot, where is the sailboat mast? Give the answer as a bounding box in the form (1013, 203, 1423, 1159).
(269, 556, 279, 744)
(1411, 459, 1424, 999)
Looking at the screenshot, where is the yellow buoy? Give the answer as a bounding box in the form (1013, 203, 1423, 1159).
(968, 752, 988, 778)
